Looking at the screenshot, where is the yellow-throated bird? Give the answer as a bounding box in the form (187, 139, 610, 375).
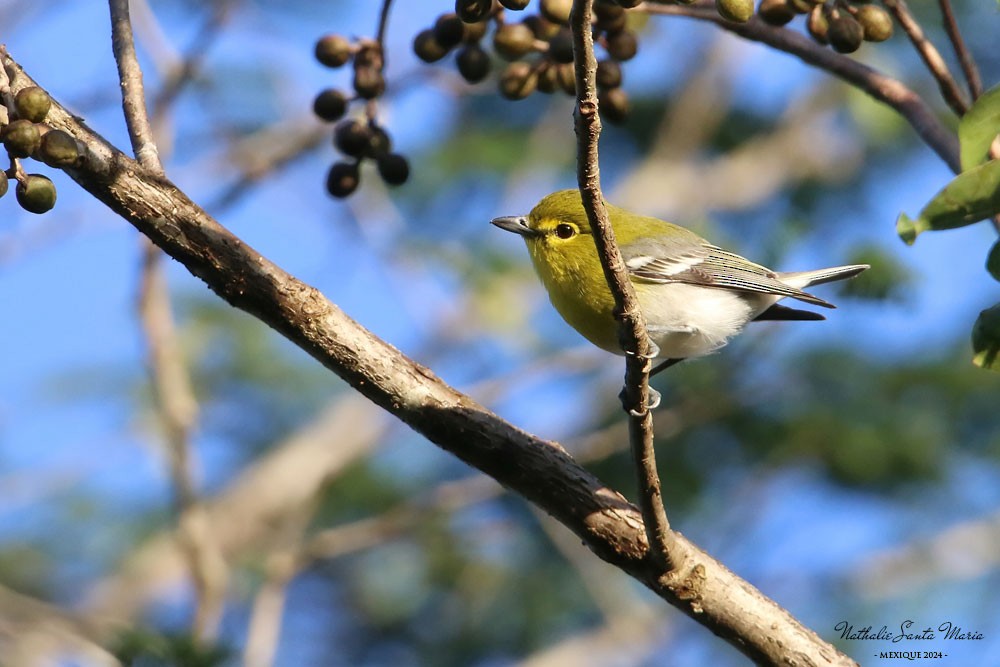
(492, 189, 868, 370)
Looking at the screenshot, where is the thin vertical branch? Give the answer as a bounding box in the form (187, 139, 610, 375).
(880, 0, 969, 115)
(936, 0, 982, 101)
(108, 0, 225, 642)
(570, 0, 674, 571)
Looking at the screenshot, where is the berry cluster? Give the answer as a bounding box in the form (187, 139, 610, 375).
(756, 0, 893, 53)
(313, 34, 410, 198)
(1, 86, 82, 214)
(414, 0, 638, 125)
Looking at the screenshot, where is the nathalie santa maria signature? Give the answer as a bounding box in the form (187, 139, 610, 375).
(836, 620, 983, 643)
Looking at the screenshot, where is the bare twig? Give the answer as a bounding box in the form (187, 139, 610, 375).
(570, 0, 676, 574)
(936, 0, 982, 101)
(642, 2, 961, 173)
(109, 0, 163, 175)
(2, 50, 858, 666)
(108, 0, 225, 642)
(880, 0, 969, 115)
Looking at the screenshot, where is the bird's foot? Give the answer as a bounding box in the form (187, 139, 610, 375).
(618, 385, 661, 414)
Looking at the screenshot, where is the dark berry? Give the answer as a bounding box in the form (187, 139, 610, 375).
(434, 13, 466, 49)
(499, 0, 530, 9)
(456, 44, 492, 83)
(326, 161, 360, 198)
(596, 59, 622, 89)
(548, 28, 575, 64)
(366, 125, 392, 158)
(334, 119, 370, 158)
(455, 0, 492, 23)
(313, 88, 349, 122)
(757, 0, 796, 26)
(599, 87, 630, 124)
(605, 30, 638, 61)
(376, 153, 410, 186)
(414, 29, 449, 63)
(353, 66, 385, 99)
(828, 12, 864, 53)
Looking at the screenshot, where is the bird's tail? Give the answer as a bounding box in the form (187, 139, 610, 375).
(779, 264, 870, 289)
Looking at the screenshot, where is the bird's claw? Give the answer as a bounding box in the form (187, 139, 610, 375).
(624, 338, 660, 361)
(619, 386, 661, 414)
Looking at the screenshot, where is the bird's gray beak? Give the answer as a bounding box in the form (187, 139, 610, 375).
(491, 215, 538, 237)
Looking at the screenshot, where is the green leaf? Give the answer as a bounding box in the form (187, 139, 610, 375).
(898, 159, 1000, 243)
(988, 240, 1000, 283)
(972, 304, 1000, 371)
(959, 83, 1000, 171)
(895, 212, 926, 245)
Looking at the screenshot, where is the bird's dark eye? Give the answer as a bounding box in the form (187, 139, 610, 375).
(555, 224, 576, 239)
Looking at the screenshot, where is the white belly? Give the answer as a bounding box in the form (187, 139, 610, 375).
(636, 283, 777, 359)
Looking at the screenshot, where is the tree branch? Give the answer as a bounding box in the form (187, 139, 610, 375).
(880, 0, 968, 115)
(642, 1, 961, 173)
(570, 0, 675, 573)
(109, 0, 226, 641)
(1, 50, 857, 667)
(936, 0, 982, 101)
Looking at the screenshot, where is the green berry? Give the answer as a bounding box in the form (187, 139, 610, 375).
(537, 63, 559, 94)
(715, 0, 754, 23)
(38, 129, 80, 167)
(493, 22, 536, 60)
(499, 62, 538, 100)
(14, 87, 52, 123)
(856, 5, 893, 42)
(16, 174, 57, 214)
(807, 5, 829, 44)
(0, 171, 8, 198)
(315, 35, 352, 68)
(1, 119, 41, 158)
(326, 161, 360, 198)
(540, 0, 573, 24)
